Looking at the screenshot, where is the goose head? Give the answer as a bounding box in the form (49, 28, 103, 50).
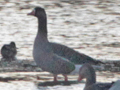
(28, 7, 46, 18)
(78, 64, 96, 82)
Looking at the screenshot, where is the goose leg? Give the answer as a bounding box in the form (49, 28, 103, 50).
(53, 74, 57, 82)
(63, 74, 68, 82)
(78, 75, 83, 82)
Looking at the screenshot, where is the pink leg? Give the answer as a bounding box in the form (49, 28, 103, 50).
(63, 74, 68, 82)
(78, 75, 83, 82)
(78, 76, 81, 81)
(53, 75, 57, 82)
(37, 75, 40, 80)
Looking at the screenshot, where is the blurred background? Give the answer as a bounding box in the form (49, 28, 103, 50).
(0, 0, 120, 90)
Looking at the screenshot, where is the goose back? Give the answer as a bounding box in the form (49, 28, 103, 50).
(50, 42, 103, 65)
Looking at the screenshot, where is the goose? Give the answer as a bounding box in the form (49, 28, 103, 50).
(27, 7, 103, 67)
(1, 41, 17, 61)
(28, 7, 75, 82)
(78, 64, 114, 90)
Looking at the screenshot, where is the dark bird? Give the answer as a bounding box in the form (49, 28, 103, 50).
(78, 64, 114, 90)
(1, 41, 17, 61)
(28, 7, 75, 82)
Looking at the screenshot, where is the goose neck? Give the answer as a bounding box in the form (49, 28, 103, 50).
(85, 74, 96, 88)
(37, 17, 48, 40)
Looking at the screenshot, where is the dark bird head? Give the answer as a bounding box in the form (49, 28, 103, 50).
(10, 42, 16, 48)
(10, 41, 18, 51)
(28, 7, 46, 18)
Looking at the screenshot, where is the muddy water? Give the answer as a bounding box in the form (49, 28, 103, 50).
(0, 0, 120, 90)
